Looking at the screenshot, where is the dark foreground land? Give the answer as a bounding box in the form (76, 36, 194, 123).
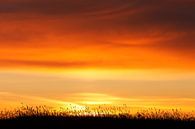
(0, 116, 195, 129)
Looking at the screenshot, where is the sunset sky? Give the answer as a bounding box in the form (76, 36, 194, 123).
(0, 0, 195, 111)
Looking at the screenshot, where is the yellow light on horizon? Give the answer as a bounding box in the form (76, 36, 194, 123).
(80, 101, 112, 105)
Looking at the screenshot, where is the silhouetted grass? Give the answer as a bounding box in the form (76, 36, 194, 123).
(0, 105, 194, 129)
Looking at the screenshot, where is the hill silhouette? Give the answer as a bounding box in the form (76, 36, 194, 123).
(0, 105, 194, 129)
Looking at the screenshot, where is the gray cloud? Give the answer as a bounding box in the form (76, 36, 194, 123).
(0, 0, 194, 52)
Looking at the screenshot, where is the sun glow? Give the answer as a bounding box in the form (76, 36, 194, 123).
(81, 101, 112, 105)
(72, 93, 120, 105)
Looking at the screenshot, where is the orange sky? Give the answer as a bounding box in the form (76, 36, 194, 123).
(0, 0, 195, 112)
